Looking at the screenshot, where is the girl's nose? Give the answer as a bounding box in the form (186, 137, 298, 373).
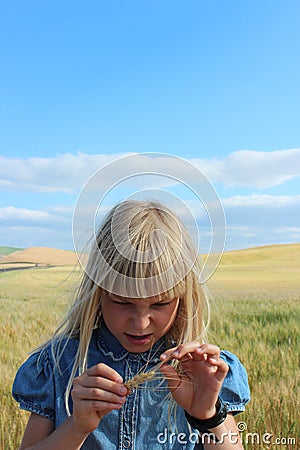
(132, 313, 151, 331)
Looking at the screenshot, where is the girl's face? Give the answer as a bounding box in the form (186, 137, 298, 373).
(101, 292, 180, 352)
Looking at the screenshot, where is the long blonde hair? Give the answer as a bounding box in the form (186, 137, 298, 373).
(45, 200, 210, 414)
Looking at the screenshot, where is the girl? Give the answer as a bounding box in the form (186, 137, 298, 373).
(13, 200, 250, 449)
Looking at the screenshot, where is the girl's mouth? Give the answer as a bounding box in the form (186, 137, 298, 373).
(125, 333, 153, 346)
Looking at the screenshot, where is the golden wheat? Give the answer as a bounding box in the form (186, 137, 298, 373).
(124, 369, 158, 389)
(1, 255, 299, 450)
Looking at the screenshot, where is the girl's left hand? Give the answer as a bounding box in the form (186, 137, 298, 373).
(159, 342, 228, 420)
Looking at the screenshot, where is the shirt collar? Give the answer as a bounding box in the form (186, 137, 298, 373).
(96, 321, 167, 363)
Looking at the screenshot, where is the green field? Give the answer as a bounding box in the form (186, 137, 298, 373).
(0, 246, 23, 255)
(1, 245, 299, 449)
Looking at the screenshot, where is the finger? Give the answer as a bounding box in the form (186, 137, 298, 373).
(74, 386, 127, 404)
(193, 348, 229, 380)
(159, 347, 178, 363)
(72, 381, 127, 405)
(76, 375, 128, 397)
(206, 355, 229, 375)
(191, 344, 221, 361)
(160, 341, 202, 362)
(159, 364, 181, 392)
(74, 398, 125, 414)
(86, 363, 123, 383)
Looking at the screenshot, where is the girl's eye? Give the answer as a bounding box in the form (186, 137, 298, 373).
(153, 302, 171, 307)
(112, 300, 130, 305)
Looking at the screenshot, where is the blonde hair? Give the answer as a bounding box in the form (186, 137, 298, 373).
(45, 200, 210, 414)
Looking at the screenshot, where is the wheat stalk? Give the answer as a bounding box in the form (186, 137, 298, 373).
(123, 353, 187, 390)
(124, 369, 158, 389)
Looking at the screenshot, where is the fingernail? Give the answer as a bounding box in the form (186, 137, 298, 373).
(120, 386, 127, 395)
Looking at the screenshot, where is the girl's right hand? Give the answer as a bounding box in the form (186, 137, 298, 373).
(71, 363, 128, 435)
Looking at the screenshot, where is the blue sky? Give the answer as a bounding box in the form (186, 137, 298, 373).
(0, 0, 299, 252)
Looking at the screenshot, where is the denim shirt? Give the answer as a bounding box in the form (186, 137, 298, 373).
(12, 324, 250, 449)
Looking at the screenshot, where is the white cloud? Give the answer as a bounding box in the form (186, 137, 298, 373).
(0, 149, 299, 193)
(221, 193, 300, 248)
(0, 207, 73, 249)
(0, 152, 131, 193)
(0, 206, 69, 224)
(0, 206, 51, 221)
(222, 194, 300, 208)
(191, 148, 300, 188)
(1, 193, 299, 250)
(0, 150, 299, 250)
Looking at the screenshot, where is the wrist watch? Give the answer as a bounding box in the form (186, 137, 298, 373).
(185, 397, 228, 441)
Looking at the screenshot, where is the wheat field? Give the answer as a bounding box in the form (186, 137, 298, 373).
(0, 245, 299, 449)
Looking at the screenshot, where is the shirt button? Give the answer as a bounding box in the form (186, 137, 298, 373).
(123, 439, 131, 448)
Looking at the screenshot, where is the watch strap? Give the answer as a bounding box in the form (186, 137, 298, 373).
(185, 397, 227, 440)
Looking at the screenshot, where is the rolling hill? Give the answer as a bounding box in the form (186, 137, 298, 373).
(0, 246, 78, 266)
(0, 246, 23, 256)
(212, 243, 300, 293)
(0, 243, 299, 267)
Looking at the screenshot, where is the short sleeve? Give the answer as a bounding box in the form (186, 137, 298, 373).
(12, 348, 55, 421)
(219, 350, 250, 415)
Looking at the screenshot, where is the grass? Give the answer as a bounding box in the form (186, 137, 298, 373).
(0, 266, 81, 450)
(0, 246, 23, 255)
(208, 293, 299, 449)
(1, 245, 299, 449)
(207, 246, 300, 450)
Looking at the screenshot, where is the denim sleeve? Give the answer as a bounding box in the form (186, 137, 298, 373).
(219, 350, 250, 415)
(12, 348, 55, 421)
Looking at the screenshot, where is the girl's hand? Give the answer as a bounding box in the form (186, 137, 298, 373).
(71, 363, 128, 435)
(159, 342, 228, 420)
